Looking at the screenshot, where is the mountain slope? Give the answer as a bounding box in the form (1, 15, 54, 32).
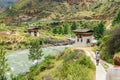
(1, 0, 120, 22)
(2, 0, 100, 19)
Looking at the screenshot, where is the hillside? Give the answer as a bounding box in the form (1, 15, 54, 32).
(0, 7, 4, 13)
(1, 0, 120, 23)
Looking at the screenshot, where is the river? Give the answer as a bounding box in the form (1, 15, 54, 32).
(6, 45, 72, 77)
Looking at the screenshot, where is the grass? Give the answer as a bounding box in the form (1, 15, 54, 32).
(75, 11, 95, 17)
(34, 60, 63, 80)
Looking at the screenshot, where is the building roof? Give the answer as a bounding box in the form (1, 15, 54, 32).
(27, 27, 39, 30)
(73, 29, 94, 33)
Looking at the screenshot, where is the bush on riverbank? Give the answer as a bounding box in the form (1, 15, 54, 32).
(76, 55, 96, 70)
(55, 62, 95, 80)
(52, 49, 95, 80)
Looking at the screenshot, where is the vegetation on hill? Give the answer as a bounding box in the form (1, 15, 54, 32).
(0, 0, 119, 22)
(93, 21, 105, 39)
(94, 1, 120, 17)
(112, 10, 120, 26)
(98, 10, 120, 63)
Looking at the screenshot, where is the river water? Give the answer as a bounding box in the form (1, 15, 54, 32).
(6, 45, 72, 77)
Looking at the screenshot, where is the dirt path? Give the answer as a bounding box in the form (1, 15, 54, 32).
(106, 22, 112, 30)
(73, 47, 107, 80)
(85, 49, 106, 80)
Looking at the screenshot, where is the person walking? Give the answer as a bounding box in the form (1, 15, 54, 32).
(96, 50, 100, 66)
(106, 55, 120, 80)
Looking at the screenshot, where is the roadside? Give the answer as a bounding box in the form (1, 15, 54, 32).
(82, 48, 106, 80)
(73, 47, 112, 80)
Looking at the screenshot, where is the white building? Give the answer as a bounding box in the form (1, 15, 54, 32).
(27, 27, 39, 37)
(73, 29, 94, 46)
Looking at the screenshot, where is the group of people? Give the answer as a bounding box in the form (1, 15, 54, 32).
(95, 50, 120, 80)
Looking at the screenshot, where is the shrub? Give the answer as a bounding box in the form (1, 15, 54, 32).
(76, 55, 96, 70)
(0, 41, 5, 45)
(63, 52, 76, 63)
(101, 46, 113, 64)
(45, 55, 55, 60)
(39, 55, 55, 71)
(4, 46, 13, 50)
(11, 74, 26, 80)
(112, 10, 120, 26)
(53, 49, 95, 80)
(92, 3, 102, 9)
(40, 65, 47, 71)
(56, 62, 95, 80)
(58, 48, 74, 60)
(23, 41, 30, 47)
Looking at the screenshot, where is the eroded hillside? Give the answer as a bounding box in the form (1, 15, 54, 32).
(1, 0, 120, 23)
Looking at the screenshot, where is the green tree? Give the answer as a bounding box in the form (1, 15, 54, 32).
(93, 21, 105, 39)
(29, 40, 43, 62)
(63, 23, 70, 34)
(107, 27, 120, 55)
(71, 22, 78, 30)
(53, 28, 58, 34)
(58, 26, 64, 34)
(0, 49, 9, 80)
(100, 26, 120, 63)
(112, 10, 120, 26)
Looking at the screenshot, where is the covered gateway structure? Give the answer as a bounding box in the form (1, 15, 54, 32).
(73, 29, 94, 46)
(27, 27, 39, 37)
